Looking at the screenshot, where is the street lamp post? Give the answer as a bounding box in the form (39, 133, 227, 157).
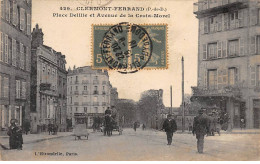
(181, 56, 185, 132)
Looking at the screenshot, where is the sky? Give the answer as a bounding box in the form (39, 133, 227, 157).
(32, 0, 198, 107)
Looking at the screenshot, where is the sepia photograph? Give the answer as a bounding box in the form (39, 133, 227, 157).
(0, 0, 260, 161)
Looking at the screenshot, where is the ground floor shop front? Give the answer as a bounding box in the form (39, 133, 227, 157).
(191, 94, 260, 129)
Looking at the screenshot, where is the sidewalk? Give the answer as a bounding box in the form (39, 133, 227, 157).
(0, 132, 73, 150)
(148, 128, 260, 134)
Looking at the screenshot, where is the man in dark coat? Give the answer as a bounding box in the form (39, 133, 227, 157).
(105, 107, 112, 115)
(162, 114, 177, 145)
(7, 119, 23, 150)
(192, 108, 210, 153)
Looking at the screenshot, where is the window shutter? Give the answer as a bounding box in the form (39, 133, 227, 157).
(250, 36, 256, 55)
(4, 34, 8, 64)
(217, 14, 222, 31)
(20, 8, 25, 31)
(5, 0, 10, 22)
(223, 13, 229, 30)
(239, 38, 244, 56)
(238, 10, 243, 27)
(235, 67, 239, 83)
(217, 69, 222, 89)
(0, 32, 3, 61)
(200, 18, 204, 34)
(222, 41, 227, 57)
(251, 66, 256, 86)
(204, 69, 208, 89)
(26, 47, 30, 71)
(12, 1, 17, 26)
(27, 14, 31, 35)
(12, 39, 16, 66)
(21, 82, 26, 99)
(4, 77, 9, 98)
(250, 9, 257, 26)
(222, 69, 228, 85)
(202, 44, 207, 60)
(217, 41, 222, 58)
(204, 17, 209, 34)
(243, 9, 248, 27)
(20, 43, 24, 69)
(16, 80, 20, 99)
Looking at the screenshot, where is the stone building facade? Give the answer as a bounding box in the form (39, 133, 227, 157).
(192, 0, 260, 128)
(0, 0, 31, 132)
(31, 24, 67, 133)
(67, 66, 111, 128)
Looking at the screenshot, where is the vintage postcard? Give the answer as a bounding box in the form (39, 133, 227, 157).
(0, 0, 260, 161)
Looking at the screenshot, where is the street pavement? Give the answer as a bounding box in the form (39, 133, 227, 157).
(0, 128, 259, 161)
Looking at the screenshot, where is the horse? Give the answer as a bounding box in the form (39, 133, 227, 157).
(104, 115, 113, 136)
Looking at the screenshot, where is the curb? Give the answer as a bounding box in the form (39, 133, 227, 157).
(0, 134, 73, 150)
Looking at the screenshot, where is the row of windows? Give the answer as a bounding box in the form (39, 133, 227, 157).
(42, 63, 57, 76)
(0, 32, 30, 71)
(205, 65, 260, 89)
(0, 76, 27, 99)
(198, 0, 239, 11)
(68, 76, 107, 84)
(69, 106, 106, 114)
(68, 85, 106, 92)
(202, 36, 260, 60)
(1, 0, 31, 36)
(200, 8, 260, 34)
(68, 95, 107, 104)
(205, 67, 238, 90)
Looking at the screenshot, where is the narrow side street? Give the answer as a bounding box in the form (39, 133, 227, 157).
(1, 128, 259, 161)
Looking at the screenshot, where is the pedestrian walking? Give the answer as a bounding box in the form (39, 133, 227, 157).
(240, 118, 245, 130)
(24, 120, 30, 135)
(142, 124, 146, 130)
(161, 114, 177, 145)
(192, 108, 210, 154)
(133, 122, 137, 132)
(7, 119, 23, 150)
(48, 123, 53, 135)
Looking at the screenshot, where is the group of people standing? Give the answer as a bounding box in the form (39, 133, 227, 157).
(160, 108, 222, 154)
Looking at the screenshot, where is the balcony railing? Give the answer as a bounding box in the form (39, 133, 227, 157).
(102, 91, 106, 95)
(191, 86, 241, 97)
(82, 90, 89, 95)
(74, 102, 79, 105)
(194, 0, 246, 14)
(102, 102, 106, 106)
(74, 91, 79, 95)
(75, 81, 79, 84)
(93, 80, 99, 84)
(93, 91, 99, 94)
(82, 102, 90, 106)
(93, 102, 99, 106)
(82, 80, 89, 84)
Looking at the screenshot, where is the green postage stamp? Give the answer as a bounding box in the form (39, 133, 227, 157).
(92, 23, 168, 73)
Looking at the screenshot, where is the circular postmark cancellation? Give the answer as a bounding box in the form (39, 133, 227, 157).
(100, 22, 153, 74)
(77, 0, 113, 7)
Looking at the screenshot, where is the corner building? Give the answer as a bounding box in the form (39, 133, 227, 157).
(192, 0, 260, 129)
(31, 24, 67, 133)
(0, 0, 31, 132)
(67, 66, 111, 128)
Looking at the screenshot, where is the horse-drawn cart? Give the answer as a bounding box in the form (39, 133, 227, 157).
(73, 113, 89, 140)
